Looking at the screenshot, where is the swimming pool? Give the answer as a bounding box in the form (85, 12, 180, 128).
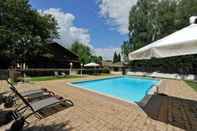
(70, 76, 159, 103)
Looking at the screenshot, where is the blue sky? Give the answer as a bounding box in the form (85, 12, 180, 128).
(29, 0, 136, 60)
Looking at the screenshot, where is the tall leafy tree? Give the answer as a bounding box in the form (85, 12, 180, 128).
(113, 52, 121, 63)
(121, 41, 131, 62)
(90, 55, 103, 64)
(128, 0, 197, 51)
(70, 42, 92, 64)
(0, 0, 58, 66)
(113, 52, 117, 63)
(129, 0, 177, 50)
(97, 56, 103, 64)
(118, 53, 121, 62)
(122, 0, 197, 74)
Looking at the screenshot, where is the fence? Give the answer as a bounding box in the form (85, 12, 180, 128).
(0, 67, 196, 82)
(0, 68, 112, 81)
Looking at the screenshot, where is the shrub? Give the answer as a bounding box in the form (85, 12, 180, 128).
(101, 68, 110, 74)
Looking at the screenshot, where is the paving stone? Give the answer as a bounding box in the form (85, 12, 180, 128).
(0, 77, 197, 131)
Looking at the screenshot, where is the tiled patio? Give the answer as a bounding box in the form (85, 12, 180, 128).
(1, 75, 197, 131)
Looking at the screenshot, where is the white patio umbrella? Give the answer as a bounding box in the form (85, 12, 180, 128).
(84, 62, 100, 67)
(129, 22, 197, 60)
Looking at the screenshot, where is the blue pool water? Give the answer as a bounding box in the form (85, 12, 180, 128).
(72, 76, 159, 102)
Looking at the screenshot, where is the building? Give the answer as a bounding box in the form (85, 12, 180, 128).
(29, 42, 80, 68)
(0, 42, 80, 69)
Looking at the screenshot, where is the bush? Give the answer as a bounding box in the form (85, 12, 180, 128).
(101, 68, 110, 74)
(77, 68, 110, 75)
(25, 70, 69, 77)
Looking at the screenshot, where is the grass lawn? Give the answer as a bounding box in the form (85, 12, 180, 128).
(185, 80, 197, 91)
(31, 75, 82, 81)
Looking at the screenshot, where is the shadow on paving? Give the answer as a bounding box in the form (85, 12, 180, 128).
(140, 94, 197, 131)
(23, 121, 74, 131)
(38, 101, 74, 118)
(0, 102, 74, 129)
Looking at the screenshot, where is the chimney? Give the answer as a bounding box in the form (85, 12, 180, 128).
(190, 16, 197, 24)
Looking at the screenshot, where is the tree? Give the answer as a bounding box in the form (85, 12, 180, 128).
(0, 0, 58, 66)
(97, 56, 103, 63)
(122, 0, 197, 74)
(121, 40, 131, 62)
(128, 0, 177, 50)
(128, 0, 197, 50)
(118, 53, 121, 62)
(113, 52, 121, 63)
(70, 42, 92, 64)
(90, 55, 103, 64)
(113, 52, 118, 63)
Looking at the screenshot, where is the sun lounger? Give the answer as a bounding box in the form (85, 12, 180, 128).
(7, 81, 55, 101)
(7, 80, 73, 119)
(185, 74, 196, 80)
(54, 71, 59, 77)
(54, 71, 66, 77)
(110, 71, 122, 75)
(149, 72, 178, 79)
(127, 71, 136, 76)
(127, 71, 145, 76)
(60, 72, 66, 77)
(20, 88, 55, 100)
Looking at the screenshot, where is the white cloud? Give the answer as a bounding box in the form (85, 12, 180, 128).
(40, 8, 91, 48)
(40, 8, 122, 60)
(98, 0, 137, 34)
(94, 47, 121, 60)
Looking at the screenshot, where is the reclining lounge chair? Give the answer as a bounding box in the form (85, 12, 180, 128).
(7, 80, 73, 119)
(7, 80, 55, 102)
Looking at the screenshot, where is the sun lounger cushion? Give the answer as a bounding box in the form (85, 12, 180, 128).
(30, 97, 61, 111)
(21, 89, 46, 97)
